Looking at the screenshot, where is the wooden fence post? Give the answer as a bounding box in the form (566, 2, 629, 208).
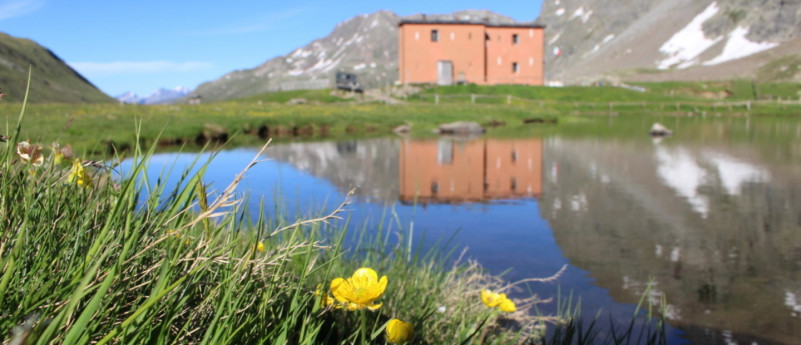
(471, 94, 476, 104)
(435, 94, 439, 105)
(507, 95, 512, 105)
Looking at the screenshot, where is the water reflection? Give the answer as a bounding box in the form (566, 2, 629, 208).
(540, 137, 801, 345)
(131, 123, 801, 344)
(399, 139, 542, 204)
(265, 138, 544, 204)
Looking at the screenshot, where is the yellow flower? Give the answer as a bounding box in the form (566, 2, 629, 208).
(480, 289, 505, 308)
(330, 267, 387, 311)
(481, 289, 516, 312)
(167, 229, 181, 239)
(257, 241, 265, 253)
(385, 319, 414, 344)
(50, 143, 73, 166)
(314, 284, 337, 308)
(498, 297, 516, 312)
(67, 159, 92, 187)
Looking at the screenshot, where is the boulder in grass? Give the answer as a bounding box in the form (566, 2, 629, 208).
(438, 121, 485, 135)
(649, 122, 672, 136)
(393, 123, 412, 135)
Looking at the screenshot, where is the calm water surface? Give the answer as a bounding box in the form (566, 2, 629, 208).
(132, 116, 801, 345)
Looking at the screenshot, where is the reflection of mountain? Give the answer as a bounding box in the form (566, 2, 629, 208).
(264, 139, 400, 203)
(399, 139, 543, 204)
(540, 138, 801, 345)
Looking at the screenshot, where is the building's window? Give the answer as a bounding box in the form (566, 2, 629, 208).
(438, 140, 453, 165)
(415, 32, 420, 40)
(450, 32, 455, 41)
(512, 34, 519, 44)
(512, 62, 519, 73)
(431, 29, 439, 42)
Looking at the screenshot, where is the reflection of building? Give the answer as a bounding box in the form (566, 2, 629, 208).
(399, 139, 542, 203)
(398, 19, 545, 85)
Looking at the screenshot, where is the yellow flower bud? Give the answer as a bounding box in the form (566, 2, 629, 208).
(385, 319, 414, 344)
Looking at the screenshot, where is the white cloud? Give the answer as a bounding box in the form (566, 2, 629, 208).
(68, 61, 213, 76)
(0, 0, 44, 21)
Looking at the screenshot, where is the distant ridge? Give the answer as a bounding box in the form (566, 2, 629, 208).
(116, 87, 192, 105)
(0, 32, 113, 103)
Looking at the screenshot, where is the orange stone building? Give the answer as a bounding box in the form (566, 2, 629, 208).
(398, 19, 545, 85)
(399, 139, 543, 204)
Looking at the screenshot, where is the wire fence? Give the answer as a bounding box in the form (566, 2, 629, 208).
(408, 93, 801, 114)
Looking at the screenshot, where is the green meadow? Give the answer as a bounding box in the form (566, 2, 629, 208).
(2, 81, 801, 156)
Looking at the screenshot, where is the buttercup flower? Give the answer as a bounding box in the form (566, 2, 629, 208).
(314, 284, 337, 308)
(481, 289, 516, 312)
(498, 297, 517, 312)
(67, 159, 92, 187)
(16, 141, 43, 166)
(480, 289, 505, 308)
(167, 229, 181, 238)
(385, 319, 414, 344)
(330, 267, 387, 311)
(257, 241, 265, 252)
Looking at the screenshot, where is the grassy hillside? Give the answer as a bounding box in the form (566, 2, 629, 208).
(0, 32, 114, 103)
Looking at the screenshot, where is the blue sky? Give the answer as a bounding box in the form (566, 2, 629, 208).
(0, 0, 542, 97)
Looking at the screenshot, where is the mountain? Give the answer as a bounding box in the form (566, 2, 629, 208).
(539, 0, 801, 84)
(116, 86, 192, 105)
(0, 32, 113, 103)
(189, 10, 521, 102)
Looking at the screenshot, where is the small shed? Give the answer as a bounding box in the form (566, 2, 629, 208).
(335, 71, 363, 93)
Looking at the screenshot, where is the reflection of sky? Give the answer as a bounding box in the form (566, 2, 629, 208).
(655, 146, 710, 218)
(123, 146, 686, 343)
(654, 146, 772, 218)
(704, 151, 770, 195)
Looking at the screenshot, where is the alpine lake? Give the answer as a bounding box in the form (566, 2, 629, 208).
(127, 114, 801, 345)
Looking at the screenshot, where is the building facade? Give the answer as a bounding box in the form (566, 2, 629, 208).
(398, 20, 544, 86)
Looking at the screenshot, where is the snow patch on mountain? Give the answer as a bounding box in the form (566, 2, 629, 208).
(116, 86, 192, 104)
(657, 2, 722, 69)
(572, 6, 593, 23)
(703, 26, 779, 66)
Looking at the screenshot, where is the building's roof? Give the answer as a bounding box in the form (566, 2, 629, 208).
(399, 19, 544, 28)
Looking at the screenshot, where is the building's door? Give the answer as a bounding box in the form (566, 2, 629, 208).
(437, 61, 453, 85)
